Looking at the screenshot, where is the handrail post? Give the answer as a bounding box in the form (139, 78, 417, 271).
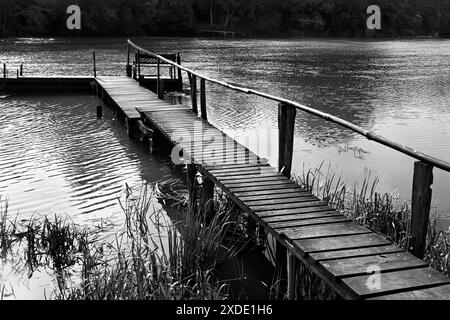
(200, 78, 207, 121)
(157, 59, 161, 98)
(190, 74, 198, 115)
(409, 161, 433, 259)
(93, 51, 97, 78)
(177, 53, 183, 90)
(20, 64, 23, 77)
(137, 50, 141, 84)
(126, 44, 131, 77)
(3, 63, 6, 79)
(278, 103, 296, 177)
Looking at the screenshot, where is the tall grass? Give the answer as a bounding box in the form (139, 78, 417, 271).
(0, 183, 251, 300)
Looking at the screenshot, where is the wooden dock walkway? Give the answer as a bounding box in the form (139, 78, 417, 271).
(94, 72, 450, 300)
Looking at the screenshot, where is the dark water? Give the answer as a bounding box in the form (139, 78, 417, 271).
(0, 93, 183, 224)
(1, 37, 449, 229)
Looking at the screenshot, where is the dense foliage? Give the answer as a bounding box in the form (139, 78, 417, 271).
(1, 0, 450, 37)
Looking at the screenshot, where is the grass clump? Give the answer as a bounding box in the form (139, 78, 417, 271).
(62, 184, 239, 300)
(0, 183, 247, 300)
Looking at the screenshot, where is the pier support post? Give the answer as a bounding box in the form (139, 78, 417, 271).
(93, 52, 97, 78)
(278, 103, 297, 177)
(287, 252, 297, 300)
(187, 163, 198, 209)
(409, 161, 433, 259)
(200, 78, 207, 121)
(276, 240, 288, 298)
(201, 175, 215, 223)
(96, 105, 102, 118)
(190, 74, 198, 115)
(177, 53, 183, 90)
(126, 44, 132, 77)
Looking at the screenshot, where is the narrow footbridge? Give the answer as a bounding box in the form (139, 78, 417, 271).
(4, 40, 449, 300)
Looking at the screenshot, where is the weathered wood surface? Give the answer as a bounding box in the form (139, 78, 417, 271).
(95, 76, 449, 300)
(96, 76, 189, 119)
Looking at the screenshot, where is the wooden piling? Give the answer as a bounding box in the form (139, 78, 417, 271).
(157, 59, 161, 96)
(159, 78, 164, 100)
(276, 240, 288, 298)
(177, 53, 183, 90)
(278, 103, 297, 177)
(96, 105, 102, 118)
(409, 161, 434, 259)
(201, 176, 215, 222)
(93, 52, 97, 78)
(187, 163, 198, 208)
(287, 252, 297, 300)
(126, 44, 132, 77)
(191, 74, 198, 115)
(3, 63, 6, 79)
(137, 50, 141, 83)
(20, 64, 23, 77)
(200, 78, 207, 121)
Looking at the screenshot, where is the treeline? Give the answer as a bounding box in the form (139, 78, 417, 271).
(1, 0, 450, 38)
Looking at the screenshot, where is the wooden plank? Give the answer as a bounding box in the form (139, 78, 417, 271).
(208, 167, 275, 176)
(321, 251, 427, 279)
(343, 267, 450, 298)
(368, 284, 450, 300)
(207, 162, 271, 171)
(269, 216, 351, 229)
(279, 222, 371, 240)
(262, 211, 341, 223)
(310, 245, 405, 261)
(294, 233, 391, 253)
(257, 205, 334, 218)
(217, 172, 284, 181)
(218, 175, 289, 184)
(243, 196, 319, 206)
(249, 200, 326, 212)
(238, 191, 312, 201)
(225, 180, 297, 189)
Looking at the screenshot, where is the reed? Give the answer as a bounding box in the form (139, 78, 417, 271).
(60, 183, 245, 300)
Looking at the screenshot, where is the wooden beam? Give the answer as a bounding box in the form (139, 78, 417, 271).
(287, 251, 297, 300)
(276, 240, 288, 298)
(278, 103, 296, 177)
(157, 59, 161, 97)
(409, 161, 433, 259)
(93, 52, 97, 78)
(191, 74, 198, 115)
(200, 78, 207, 121)
(187, 163, 198, 208)
(177, 53, 183, 90)
(126, 44, 131, 77)
(201, 176, 215, 223)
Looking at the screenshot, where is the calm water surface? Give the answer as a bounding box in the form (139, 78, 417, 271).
(1, 37, 449, 227)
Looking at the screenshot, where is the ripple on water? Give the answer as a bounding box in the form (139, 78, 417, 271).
(0, 93, 183, 229)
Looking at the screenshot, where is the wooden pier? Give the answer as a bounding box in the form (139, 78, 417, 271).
(2, 40, 450, 300)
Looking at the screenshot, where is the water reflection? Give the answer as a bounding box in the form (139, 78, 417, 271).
(0, 93, 184, 226)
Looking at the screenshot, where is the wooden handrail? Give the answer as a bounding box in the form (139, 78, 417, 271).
(127, 39, 450, 173)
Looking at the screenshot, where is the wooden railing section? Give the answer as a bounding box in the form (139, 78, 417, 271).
(126, 39, 450, 261)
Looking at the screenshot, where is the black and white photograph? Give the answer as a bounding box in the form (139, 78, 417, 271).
(1, 0, 450, 306)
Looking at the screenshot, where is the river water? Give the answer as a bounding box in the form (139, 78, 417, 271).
(0, 37, 449, 229)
